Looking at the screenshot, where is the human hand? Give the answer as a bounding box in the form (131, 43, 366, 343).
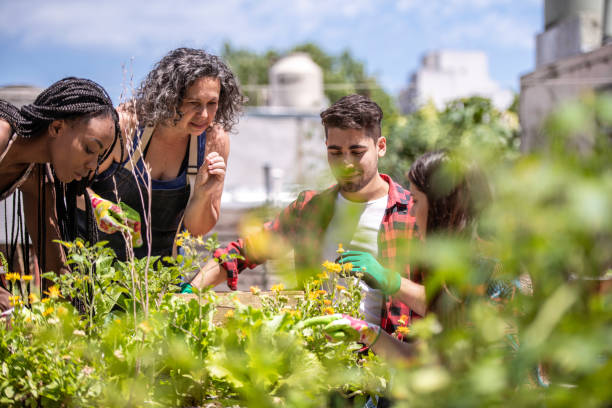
(90, 193, 142, 247)
(194, 152, 226, 193)
(337, 250, 401, 295)
(297, 313, 381, 346)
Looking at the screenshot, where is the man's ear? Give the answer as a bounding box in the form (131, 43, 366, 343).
(377, 136, 387, 158)
(48, 120, 65, 138)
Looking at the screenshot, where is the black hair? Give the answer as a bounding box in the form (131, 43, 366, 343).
(1, 77, 122, 293)
(407, 150, 491, 236)
(320, 94, 383, 141)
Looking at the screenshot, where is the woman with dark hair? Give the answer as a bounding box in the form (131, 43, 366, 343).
(80, 48, 246, 260)
(0, 77, 120, 312)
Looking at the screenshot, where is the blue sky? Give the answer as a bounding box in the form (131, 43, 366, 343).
(0, 0, 542, 103)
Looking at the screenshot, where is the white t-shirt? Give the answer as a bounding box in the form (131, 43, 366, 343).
(322, 192, 388, 324)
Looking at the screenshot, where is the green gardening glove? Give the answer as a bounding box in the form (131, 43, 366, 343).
(297, 313, 381, 346)
(337, 250, 401, 295)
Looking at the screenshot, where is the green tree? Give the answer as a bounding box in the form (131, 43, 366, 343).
(221, 41, 398, 134)
(380, 96, 520, 182)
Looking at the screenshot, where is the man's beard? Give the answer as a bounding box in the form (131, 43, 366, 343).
(338, 177, 367, 193)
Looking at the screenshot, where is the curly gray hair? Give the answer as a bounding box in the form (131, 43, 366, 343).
(135, 48, 245, 132)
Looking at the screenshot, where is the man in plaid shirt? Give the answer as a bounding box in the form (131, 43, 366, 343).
(189, 94, 426, 337)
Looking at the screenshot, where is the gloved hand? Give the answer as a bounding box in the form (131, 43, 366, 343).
(337, 250, 401, 295)
(297, 313, 381, 346)
(90, 193, 143, 248)
(179, 283, 194, 294)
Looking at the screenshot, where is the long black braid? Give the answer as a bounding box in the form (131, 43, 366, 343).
(1, 77, 124, 299)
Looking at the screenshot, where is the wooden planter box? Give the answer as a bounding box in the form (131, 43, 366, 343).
(178, 291, 304, 324)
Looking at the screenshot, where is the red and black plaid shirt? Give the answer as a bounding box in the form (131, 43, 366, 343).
(214, 174, 419, 335)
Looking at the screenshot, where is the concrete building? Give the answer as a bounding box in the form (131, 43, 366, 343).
(520, 0, 612, 151)
(399, 50, 514, 114)
(268, 53, 327, 109)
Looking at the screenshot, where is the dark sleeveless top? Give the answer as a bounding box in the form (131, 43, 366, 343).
(77, 127, 206, 260)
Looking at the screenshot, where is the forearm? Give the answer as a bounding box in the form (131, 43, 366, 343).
(394, 278, 427, 317)
(183, 188, 222, 236)
(190, 259, 227, 290)
(369, 331, 417, 361)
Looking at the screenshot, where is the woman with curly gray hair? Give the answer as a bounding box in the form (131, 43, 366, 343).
(78, 48, 245, 260)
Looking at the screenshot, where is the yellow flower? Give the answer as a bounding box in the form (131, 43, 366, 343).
(22, 275, 33, 282)
(398, 314, 409, 325)
(271, 283, 284, 293)
(323, 307, 334, 315)
(322, 261, 342, 273)
(311, 279, 321, 286)
(224, 310, 235, 318)
(308, 292, 319, 300)
(316, 271, 328, 280)
(323, 299, 332, 306)
(9, 295, 21, 307)
(196, 236, 205, 245)
(317, 290, 327, 296)
(44, 286, 61, 299)
(250, 286, 261, 295)
(336, 243, 345, 254)
(76, 241, 84, 249)
(335, 285, 346, 292)
(42, 306, 54, 317)
(396, 326, 410, 335)
(41, 298, 51, 304)
(138, 321, 152, 333)
(28, 293, 38, 304)
(342, 262, 353, 273)
(175, 238, 184, 247)
(56, 306, 68, 317)
(5, 272, 20, 282)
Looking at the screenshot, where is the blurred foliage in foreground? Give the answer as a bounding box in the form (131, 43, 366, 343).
(0, 93, 610, 407)
(386, 92, 611, 407)
(380, 96, 521, 182)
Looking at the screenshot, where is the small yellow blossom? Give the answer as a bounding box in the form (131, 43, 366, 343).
(41, 297, 51, 304)
(317, 290, 327, 296)
(316, 272, 328, 280)
(224, 310, 235, 318)
(336, 243, 345, 254)
(398, 314, 409, 325)
(28, 293, 38, 304)
(21, 275, 33, 282)
(42, 307, 54, 317)
(196, 236, 205, 245)
(56, 306, 68, 317)
(342, 262, 353, 273)
(323, 299, 332, 306)
(396, 326, 410, 335)
(44, 286, 61, 299)
(309, 292, 320, 300)
(271, 283, 284, 293)
(9, 295, 21, 307)
(76, 241, 84, 249)
(175, 238, 184, 247)
(250, 286, 261, 295)
(138, 321, 152, 333)
(335, 285, 346, 292)
(5, 272, 20, 282)
(323, 307, 335, 315)
(311, 279, 321, 286)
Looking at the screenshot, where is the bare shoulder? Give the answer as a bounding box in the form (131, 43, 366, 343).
(0, 119, 13, 153)
(205, 123, 230, 158)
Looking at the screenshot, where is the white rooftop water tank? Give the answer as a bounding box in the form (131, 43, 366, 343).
(268, 53, 325, 109)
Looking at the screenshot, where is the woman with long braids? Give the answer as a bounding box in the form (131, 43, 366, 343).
(0, 77, 120, 312)
(79, 48, 245, 261)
